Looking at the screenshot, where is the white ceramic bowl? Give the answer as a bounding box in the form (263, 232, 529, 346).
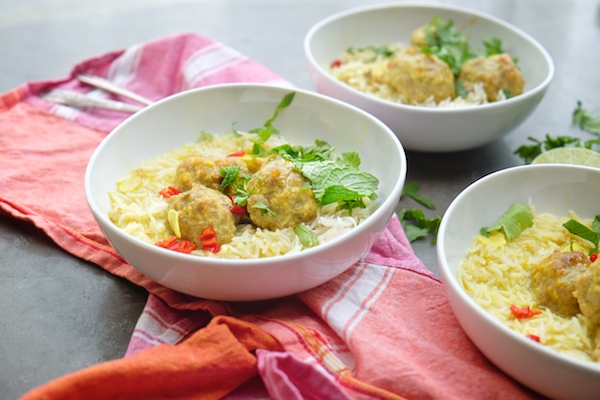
(304, 3, 554, 152)
(85, 84, 406, 301)
(437, 164, 600, 400)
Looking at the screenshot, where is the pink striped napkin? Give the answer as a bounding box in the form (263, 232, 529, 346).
(2, 33, 542, 399)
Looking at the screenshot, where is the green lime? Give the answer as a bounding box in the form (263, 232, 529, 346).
(531, 147, 600, 168)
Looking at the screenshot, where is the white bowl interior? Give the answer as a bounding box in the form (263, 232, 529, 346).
(304, 3, 554, 152)
(438, 164, 600, 400)
(85, 84, 407, 300)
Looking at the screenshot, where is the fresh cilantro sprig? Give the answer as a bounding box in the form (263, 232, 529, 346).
(563, 215, 600, 255)
(219, 165, 241, 191)
(270, 139, 334, 163)
(480, 203, 534, 241)
(573, 101, 600, 135)
(347, 45, 398, 62)
(419, 17, 509, 79)
(397, 182, 442, 243)
(420, 17, 471, 76)
(398, 208, 442, 243)
(248, 92, 295, 155)
(401, 181, 436, 210)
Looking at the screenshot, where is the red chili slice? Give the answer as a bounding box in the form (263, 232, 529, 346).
(231, 204, 247, 216)
(199, 226, 221, 253)
(510, 304, 542, 319)
(330, 59, 342, 68)
(227, 150, 245, 157)
(159, 186, 182, 198)
(155, 236, 197, 254)
(590, 253, 598, 262)
(526, 334, 540, 342)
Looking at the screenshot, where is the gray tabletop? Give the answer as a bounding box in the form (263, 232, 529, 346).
(1, 0, 598, 398)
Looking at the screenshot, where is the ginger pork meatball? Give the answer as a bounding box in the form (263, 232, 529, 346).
(458, 53, 524, 102)
(168, 184, 236, 246)
(530, 250, 591, 317)
(575, 259, 600, 326)
(174, 155, 249, 194)
(385, 47, 455, 104)
(246, 158, 318, 231)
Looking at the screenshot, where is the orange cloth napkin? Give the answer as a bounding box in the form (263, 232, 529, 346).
(19, 316, 282, 400)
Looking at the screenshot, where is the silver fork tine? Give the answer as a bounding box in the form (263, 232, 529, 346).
(76, 74, 154, 106)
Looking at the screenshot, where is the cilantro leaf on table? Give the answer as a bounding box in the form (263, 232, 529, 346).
(402, 181, 436, 210)
(514, 135, 584, 164)
(573, 101, 600, 135)
(398, 208, 442, 244)
(514, 101, 600, 164)
(480, 203, 534, 241)
(397, 181, 442, 243)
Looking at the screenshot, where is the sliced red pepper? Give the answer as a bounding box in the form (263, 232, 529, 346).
(199, 226, 221, 253)
(590, 253, 598, 262)
(159, 186, 182, 198)
(526, 334, 540, 342)
(227, 150, 245, 157)
(330, 59, 342, 68)
(510, 304, 542, 319)
(155, 236, 197, 254)
(230, 204, 247, 216)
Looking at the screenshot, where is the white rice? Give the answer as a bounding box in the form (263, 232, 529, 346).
(108, 131, 376, 259)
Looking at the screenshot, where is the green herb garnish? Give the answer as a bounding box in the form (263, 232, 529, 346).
(514, 102, 600, 164)
(563, 216, 600, 255)
(398, 208, 442, 243)
(249, 92, 296, 155)
(294, 224, 319, 248)
(401, 181, 436, 210)
(480, 203, 534, 241)
(420, 17, 472, 76)
(251, 201, 276, 217)
(219, 165, 240, 191)
(296, 151, 379, 211)
(573, 101, 600, 135)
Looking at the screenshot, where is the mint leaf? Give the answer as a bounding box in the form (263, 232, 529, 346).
(298, 156, 379, 208)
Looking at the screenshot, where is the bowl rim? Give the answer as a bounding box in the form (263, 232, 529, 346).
(303, 1, 555, 114)
(84, 82, 407, 269)
(437, 164, 600, 373)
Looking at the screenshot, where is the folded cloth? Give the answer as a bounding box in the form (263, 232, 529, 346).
(2, 33, 542, 399)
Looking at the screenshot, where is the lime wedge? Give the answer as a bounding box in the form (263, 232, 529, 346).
(531, 147, 600, 168)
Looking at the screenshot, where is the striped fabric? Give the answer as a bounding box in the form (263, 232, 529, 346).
(1, 33, 540, 400)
